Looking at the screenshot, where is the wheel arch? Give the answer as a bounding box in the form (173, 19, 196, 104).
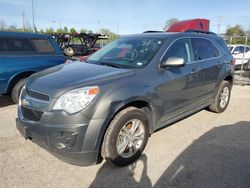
(112, 100, 155, 135)
(95, 99, 156, 160)
(224, 75, 233, 85)
(7, 71, 36, 94)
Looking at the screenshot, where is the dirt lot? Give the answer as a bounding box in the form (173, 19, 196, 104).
(0, 86, 250, 188)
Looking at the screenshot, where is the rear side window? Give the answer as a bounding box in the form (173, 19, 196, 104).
(0, 37, 35, 53)
(162, 38, 193, 63)
(192, 38, 220, 61)
(216, 38, 231, 54)
(32, 39, 54, 53)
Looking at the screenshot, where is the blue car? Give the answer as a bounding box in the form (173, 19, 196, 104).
(0, 31, 66, 103)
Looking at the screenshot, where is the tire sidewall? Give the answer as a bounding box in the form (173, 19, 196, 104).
(216, 81, 232, 113)
(11, 79, 26, 103)
(105, 109, 149, 166)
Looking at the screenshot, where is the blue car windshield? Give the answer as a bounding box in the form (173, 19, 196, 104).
(86, 37, 164, 69)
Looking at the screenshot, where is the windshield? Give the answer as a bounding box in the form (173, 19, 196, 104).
(86, 37, 164, 69)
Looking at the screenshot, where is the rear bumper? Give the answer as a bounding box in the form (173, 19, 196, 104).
(16, 117, 102, 166)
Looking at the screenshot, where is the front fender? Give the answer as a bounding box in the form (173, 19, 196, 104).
(83, 83, 157, 152)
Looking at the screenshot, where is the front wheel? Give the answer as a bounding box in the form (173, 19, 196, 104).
(101, 107, 149, 167)
(11, 79, 26, 103)
(208, 81, 232, 113)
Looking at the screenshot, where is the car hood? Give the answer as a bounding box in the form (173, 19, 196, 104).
(26, 62, 136, 98)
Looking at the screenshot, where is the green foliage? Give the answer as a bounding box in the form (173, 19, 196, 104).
(226, 25, 245, 37)
(56, 28, 64, 34)
(45, 27, 54, 34)
(69, 28, 77, 33)
(225, 25, 247, 45)
(0, 21, 118, 43)
(39, 29, 44, 33)
(63, 27, 68, 33)
(100, 28, 119, 43)
(80, 28, 93, 34)
(163, 18, 179, 30)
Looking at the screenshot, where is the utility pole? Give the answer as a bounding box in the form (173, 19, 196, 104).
(31, 0, 37, 32)
(116, 21, 119, 35)
(217, 16, 221, 34)
(22, 12, 26, 31)
(97, 20, 101, 33)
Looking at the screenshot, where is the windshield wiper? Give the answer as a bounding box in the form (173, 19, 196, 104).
(100, 62, 121, 68)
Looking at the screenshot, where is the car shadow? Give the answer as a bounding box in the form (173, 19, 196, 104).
(90, 154, 152, 188)
(90, 121, 250, 188)
(154, 121, 250, 188)
(0, 95, 15, 107)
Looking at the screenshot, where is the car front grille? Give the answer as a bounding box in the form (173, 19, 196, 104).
(26, 89, 50, 101)
(21, 106, 44, 121)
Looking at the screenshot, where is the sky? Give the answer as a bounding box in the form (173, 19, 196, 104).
(1, 0, 250, 34)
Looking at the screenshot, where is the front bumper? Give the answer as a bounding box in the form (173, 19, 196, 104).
(16, 86, 108, 166)
(16, 117, 101, 166)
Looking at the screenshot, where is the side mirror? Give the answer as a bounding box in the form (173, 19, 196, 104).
(160, 57, 185, 68)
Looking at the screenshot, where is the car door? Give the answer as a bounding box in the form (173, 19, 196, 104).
(191, 38, 221, 100)
(0, 37, 38, 93)
(156, 38, 203, 126)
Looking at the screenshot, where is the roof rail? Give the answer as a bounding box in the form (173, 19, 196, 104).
(185, 29, 216, 35)
(143, 30, 164, 33)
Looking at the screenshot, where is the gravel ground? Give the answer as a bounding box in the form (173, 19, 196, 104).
(0, 86, 250, 188)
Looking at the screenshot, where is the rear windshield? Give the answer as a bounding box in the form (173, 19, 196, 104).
(0, 37, 35, 53)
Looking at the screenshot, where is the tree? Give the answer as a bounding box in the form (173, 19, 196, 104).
(69, 28, 77, 33)
(80, 28, 93, 33)
(56, 28, 64, 34)
(45, 27, 54, 34)
(62, 27, 68, 33)
(163, 18, 178, 30)
(7, 24, 17, 31)
(39, 29, 45, 34)
(80, 28, 88, 33)
(100, 28, 119, 43)
(225, 25, 245, 36)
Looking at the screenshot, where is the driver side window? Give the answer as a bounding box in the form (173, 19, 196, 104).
(162, 38, 192, 64)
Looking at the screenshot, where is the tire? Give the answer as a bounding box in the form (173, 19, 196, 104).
(11, 79, 26, 104)
(101, 107, 149, 167)
(243, 62, 250, 70)
(64, 46, 75, 56)
(208, 81, 232, 113)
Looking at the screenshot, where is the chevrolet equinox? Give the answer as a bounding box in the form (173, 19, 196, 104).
(16, 30, 234, 167)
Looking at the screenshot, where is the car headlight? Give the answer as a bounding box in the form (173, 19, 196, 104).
(52, 86, 99, 114)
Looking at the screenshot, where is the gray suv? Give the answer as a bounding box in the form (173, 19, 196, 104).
(16, 31, 234, 167)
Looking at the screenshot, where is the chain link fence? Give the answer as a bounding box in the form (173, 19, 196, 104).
(224, 36, 250, 85)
